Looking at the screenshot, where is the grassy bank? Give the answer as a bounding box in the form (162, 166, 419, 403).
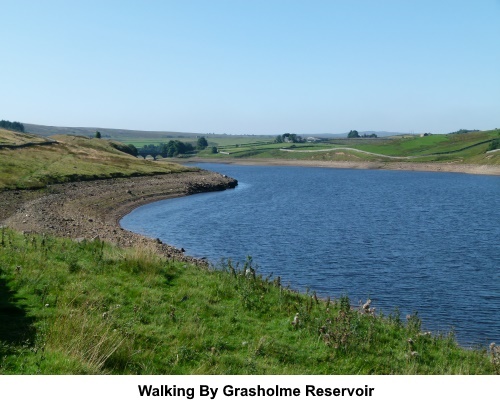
(0, 132, 192, 190)
(1, 228, 497, 374)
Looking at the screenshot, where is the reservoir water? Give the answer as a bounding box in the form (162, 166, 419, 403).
(121, 163, 500, 346)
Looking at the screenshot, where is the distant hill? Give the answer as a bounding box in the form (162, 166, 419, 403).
(298, 131, 405, 138)
(23, 123, 404, 140)
(23, 123, 214, 140)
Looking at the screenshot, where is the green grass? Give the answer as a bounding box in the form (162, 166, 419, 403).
(0, 228, 497, 375)
(351, 131, 499, 156)
(0, 128, 52, 146)
(0, 133, 193, 190)
(192, 130, 500, 165)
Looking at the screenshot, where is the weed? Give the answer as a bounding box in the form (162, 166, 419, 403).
(67, 257, 80, 273)
(489, 343, 500, 374)
(406, 312, 422, 334)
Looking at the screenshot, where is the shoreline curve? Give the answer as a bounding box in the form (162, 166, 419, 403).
(0, 170, 237, 265)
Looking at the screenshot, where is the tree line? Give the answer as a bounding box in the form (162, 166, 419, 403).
(0, 120, 25, 132)
(274, 133, 305, 143)
(134, 137, 209, 159)
(347, 130, 377, 138)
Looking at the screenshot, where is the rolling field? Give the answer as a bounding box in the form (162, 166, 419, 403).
(196, 130, 500, 164)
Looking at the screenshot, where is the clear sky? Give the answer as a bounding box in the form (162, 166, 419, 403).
(1, 0, 499, 134)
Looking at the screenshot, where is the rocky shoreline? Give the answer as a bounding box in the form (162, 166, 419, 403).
(0, 171, 237, 265)
(178, 157, 500, 176)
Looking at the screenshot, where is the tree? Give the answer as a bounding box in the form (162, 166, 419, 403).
(275, 135, 283, 143)
(489, 138, 500, 151)
(109, 142, 138, 157)
(126, 144, 138, 157)
(197, 136, 208, 150)
(95, 131, 102, 139)
(281, 133, 303, 143)
(347, 130, 360, 138)
(157, 140, 195, 157)
(211, 146, 218, 154)
(0, 120, 25, 132)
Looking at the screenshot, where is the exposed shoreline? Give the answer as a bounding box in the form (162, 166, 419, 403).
(0, 171, 237, 265)
(176, 157, 500, 176)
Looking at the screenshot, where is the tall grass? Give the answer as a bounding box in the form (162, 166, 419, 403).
(0, 229, 496, 374)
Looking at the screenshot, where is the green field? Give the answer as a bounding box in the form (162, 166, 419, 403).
(1, 229, 497, 374)
(0, 132, 191, 190)
(195, 130, 500, 164)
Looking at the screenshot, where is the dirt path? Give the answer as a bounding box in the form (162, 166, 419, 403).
(0, 171, 237, 265)
(280, 147, 419, 159)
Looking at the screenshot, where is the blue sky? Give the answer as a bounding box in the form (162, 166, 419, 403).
(1, 0, 499, 134)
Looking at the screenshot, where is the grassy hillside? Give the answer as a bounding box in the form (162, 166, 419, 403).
(0, 128, 54, 146)
(197, 130, 500, 164)
(0, 228, 497, 374)
(0, 131, 192, 190)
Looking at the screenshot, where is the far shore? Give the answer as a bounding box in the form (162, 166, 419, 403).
(174, 157, 500, 176)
